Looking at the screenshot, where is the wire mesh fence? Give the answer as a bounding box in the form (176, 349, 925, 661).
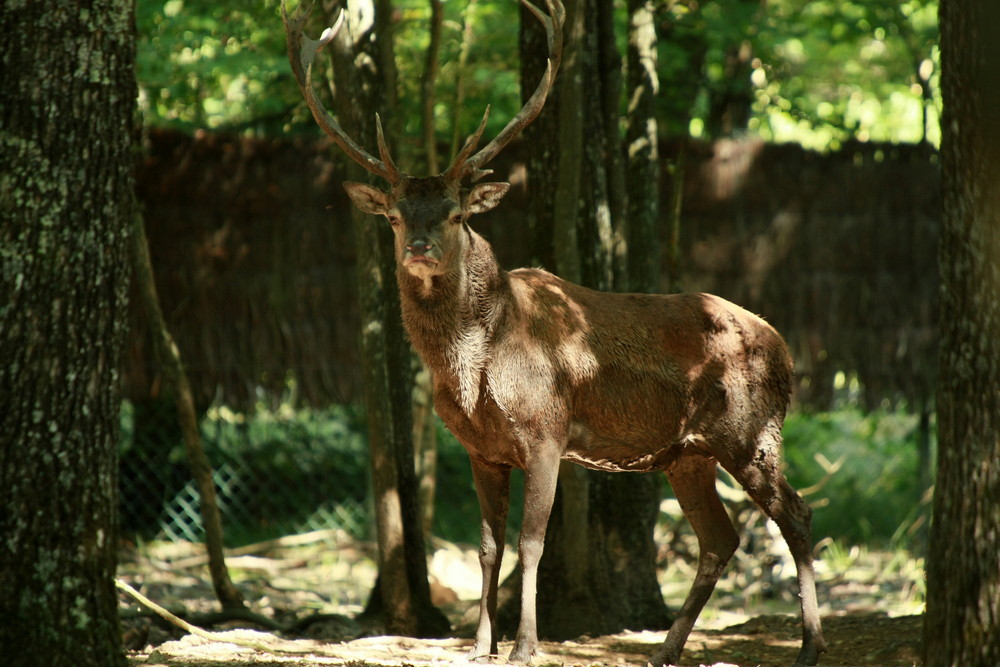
(117, 399, 483, 548)
(119, 401, 374, 546)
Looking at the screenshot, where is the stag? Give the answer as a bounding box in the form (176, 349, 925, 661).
(282, 1, 826, 665)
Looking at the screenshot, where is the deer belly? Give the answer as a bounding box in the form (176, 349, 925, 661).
(563, 421, 681, 473)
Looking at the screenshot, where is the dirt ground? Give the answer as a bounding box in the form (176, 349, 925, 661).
(120, 530, 924, 667)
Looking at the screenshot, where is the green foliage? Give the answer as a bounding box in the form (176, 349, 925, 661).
(136, 0, 939, 147)
(119, 400, 372, 545)
(201, 403, 370, 500)
(392, 0, 522, 162)
(781, 408, 933, 548)
(136, 0, 298, 133)
(121, 400, 371, 494)
(135, 0, 523, 140)
(750, 0, 940, 147)
(658, 0, 939, 147)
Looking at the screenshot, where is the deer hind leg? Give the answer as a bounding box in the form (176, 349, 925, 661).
(650, 452, 740, 667)
(721, 428, 827, 667)
(468, 460, 511, 660)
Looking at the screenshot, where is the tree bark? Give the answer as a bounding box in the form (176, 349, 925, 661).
(577, 0, 622, 292)
(327, 0, 448, 638)
(421, 0, 444, 174)
(551, 0, 584, 285)
(596, 0, 629, 291)
(625, 0, 661, 293)
(923, 0, 1000, 664)
(0, 1, 134, 664)
(520, 0, 559, 272)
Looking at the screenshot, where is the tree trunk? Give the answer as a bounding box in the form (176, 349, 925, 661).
(520, 0, 559, 272)
(625, 0, 661, 294)
(412, 364, 438, 540)
(501, 0, 670, 640)
(0, 1, 134, 664)
(576, 0, 625, 292)
(551, 0, 584, 285)
(421, 0, 444, 174)
(327, 0, 448, 638)
(923, 0, 1000, 664)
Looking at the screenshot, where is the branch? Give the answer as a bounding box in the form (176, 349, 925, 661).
(129, 207, 245, 610)
(116, 579, 313, 655)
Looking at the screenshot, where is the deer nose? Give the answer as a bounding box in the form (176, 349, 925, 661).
(406, 240, 433, 255)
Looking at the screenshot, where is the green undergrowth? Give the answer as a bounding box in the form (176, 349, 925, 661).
(781, 408, 933, 551)
(120, 401, 933, 555)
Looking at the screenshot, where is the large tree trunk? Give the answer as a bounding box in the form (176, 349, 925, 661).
(0, 1, 134, 664)
(327, 0, 447, 638)
(624, 0, 661, 294)
(502, 0, 669, 640)
(551, 0, 584, 285)
(923, 0, 1000, 664)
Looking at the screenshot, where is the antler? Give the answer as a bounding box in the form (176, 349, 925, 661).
(445, 0, 565, 183)
(281, 1, 403, 185)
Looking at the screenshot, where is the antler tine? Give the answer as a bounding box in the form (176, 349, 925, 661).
(444, 0, 564, 183)
(444, 106, 493, 181)
(374, 114, 402, 182)
(281, 1, 402, 185)
(521, 0, 565, 73)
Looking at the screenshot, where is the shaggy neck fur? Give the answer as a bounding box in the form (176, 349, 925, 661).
(397, 226, 509, 414)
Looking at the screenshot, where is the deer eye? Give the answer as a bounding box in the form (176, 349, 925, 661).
(448, 213, 463, 225)
(386, 214, 401, 226)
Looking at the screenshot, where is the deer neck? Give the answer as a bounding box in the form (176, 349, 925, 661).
(397, 228, 508, 414)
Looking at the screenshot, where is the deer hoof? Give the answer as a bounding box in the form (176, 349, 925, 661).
(507, 642, 536, 665)
(466, 646, 497, 663)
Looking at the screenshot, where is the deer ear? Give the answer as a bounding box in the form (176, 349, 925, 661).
(343, 182, 390, 215)
(464, 182, 510, 215)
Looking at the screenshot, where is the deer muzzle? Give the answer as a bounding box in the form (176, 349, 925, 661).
(402, 239, 441, 278)
(406, 239, 434, 257)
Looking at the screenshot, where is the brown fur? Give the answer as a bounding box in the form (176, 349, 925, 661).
(343, 175, 826, 667)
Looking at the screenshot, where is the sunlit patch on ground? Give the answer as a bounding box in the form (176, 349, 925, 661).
(120, 527, 924, 667)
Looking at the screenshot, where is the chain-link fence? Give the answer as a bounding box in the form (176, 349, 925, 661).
(118, 399, 484, 547)
(120, 401, 373, 546)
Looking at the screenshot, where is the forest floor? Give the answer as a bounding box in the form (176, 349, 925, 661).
(119, 528, 925, 667)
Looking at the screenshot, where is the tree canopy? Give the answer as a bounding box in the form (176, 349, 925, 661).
(136, 0, 939, 149)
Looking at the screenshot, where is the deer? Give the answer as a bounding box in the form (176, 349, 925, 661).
(282, 1, 826, 665)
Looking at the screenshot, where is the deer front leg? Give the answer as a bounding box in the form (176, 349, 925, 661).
(508, 450, 561, 664)
(468, 460, 511, 660)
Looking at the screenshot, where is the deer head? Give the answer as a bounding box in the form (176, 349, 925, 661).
(343, 173, 510, 289)
(282, 0, 564, 287)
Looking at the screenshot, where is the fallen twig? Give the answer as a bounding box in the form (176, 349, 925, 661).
(115, 579, 313, 655)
